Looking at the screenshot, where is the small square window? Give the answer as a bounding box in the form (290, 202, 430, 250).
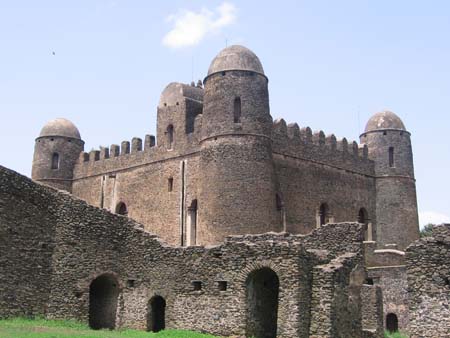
(127, 279, 136, 288)
(192, 281, 202, 291)
(218, 281, 227, 291)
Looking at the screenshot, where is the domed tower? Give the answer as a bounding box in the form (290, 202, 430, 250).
(197, 45, 280, 245)
(32, 118, 84, 192)
(360, 111, 419, 250)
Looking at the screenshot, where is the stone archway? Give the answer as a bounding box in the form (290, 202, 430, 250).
(245, 267, 279, 338)
(147, 296, 166, 332)
(89, 274, 119, 330)
(386, 313, 398, 332)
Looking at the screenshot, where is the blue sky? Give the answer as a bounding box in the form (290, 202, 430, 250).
(0, 0, 449, 226)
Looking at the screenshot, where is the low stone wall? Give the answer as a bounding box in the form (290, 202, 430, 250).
(406, 224, 450, 338)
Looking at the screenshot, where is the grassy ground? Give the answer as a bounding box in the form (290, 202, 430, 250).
(385, 331, 409, 338)
(0, 318, 220, 338)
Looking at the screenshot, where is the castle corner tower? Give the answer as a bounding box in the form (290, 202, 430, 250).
(360, 111, 420, 250)
(197, 45, 280, 245)
(32, 118, 84, 192)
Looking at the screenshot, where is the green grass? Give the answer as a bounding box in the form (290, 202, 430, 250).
(384, 330, 409, 338)
(0, 318, 220, 338)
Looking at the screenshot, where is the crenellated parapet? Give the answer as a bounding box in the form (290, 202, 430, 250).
(73, 134, 200, 179)
(272, 118, 374, 176)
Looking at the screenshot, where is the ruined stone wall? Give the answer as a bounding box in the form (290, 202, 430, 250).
(0, 165, 374, 338)
(406, 224, 450, 338)
(361, 285, 384, 338)
(0, 166, 57, 318)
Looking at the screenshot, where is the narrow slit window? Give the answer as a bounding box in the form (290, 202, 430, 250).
(168, 177, 173, 192)
(167, 125, 174, 149)
(233, 97, 241, 123)
(389, 147, 394, 167)
(51, 153, 59, 169)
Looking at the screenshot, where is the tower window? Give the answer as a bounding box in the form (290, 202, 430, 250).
(319, 203, 330, 226)
(51, 153, 59, 170)
(168, 177, 173, 192)
(389, 147, 394, 167)
(233, 97, 241, 123)
(192, 281, 202, 291)
(166, 125, 174, 149)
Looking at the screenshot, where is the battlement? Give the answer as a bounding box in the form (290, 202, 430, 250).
(73, 132, 201, 179)
(272, 118, 374, 176)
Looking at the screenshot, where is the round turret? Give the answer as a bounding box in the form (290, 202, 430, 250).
(197, 45, 280, 245)
(32, 118, 84, 192)
(360, 110, 419, 250)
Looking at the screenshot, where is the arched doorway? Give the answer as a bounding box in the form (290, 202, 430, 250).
(147, 296, 166, 332)
(386, 313, 398, 332)
(89, 274, 119, 330)
(246, 268, 279, 338)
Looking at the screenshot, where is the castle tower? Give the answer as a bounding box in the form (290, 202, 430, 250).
(360, 111, 419, 250)
(32, 118, 84, 192)
(197, 45, 280, 245)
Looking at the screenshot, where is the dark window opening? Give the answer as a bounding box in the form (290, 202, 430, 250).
(234, 97, 241, 123)
(192, 281, 202, 291)
(276, 194, 283, 211)
(358, 208, 369, 225)
(116, 202, 128, 216)
(383, 131, 387, 136)
(386, 313, 398, 333)
(444, 277, 450, 287)
(319, 203, 330, 226)
(365, 278, 374, 285)
(246, 267, 279, 338)
(147, 296, 166, 332)
(218, 281, 227, 291)
(127, 279, 135, 288)
(389, 147, 395, 167)
(168, 177, 173, 192)
(51, 153, 59, 170)
(89, 274, 119, 330)
(166, 124, 174, 149)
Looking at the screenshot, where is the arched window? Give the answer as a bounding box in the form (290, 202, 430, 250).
(319, 203, 330, 226)
(234, 97, 241, 123)
(246, 268, 279, 338)
(187, 199, 197, 246)
(358, 208, 369, 225)
(386, 313, 398, 332)
(166, 125, 174, 149)
(116, 202, 128, 216)
(89, 274, 119, 330)
(389, 147, 394, 167)
(51, 153, 59, 169)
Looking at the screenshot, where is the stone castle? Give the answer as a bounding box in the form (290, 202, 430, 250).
(1, 45, 449, 337)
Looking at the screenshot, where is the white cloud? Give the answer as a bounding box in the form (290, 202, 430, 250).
(419, 211, 450, 228)
(162, 2, 237, 49)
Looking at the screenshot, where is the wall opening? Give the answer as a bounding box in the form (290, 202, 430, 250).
(147, 296, 166, 332)
(218, 281, 227, 291)
(318, 203, 330, 226)
(246, 267, 279, 338)
(386, 313, 398, 332)
(358, 208, 372, 240)
(89, 274, 119, 330)
(187, 199, 197, 246)
(116, 202, 128, 216)
(168, 177, 173, 192)
(166, 124, 174, 149)
(233, 97, 241, 123)
(51, 153, 59, 170)
(389, 147, 395, 167)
